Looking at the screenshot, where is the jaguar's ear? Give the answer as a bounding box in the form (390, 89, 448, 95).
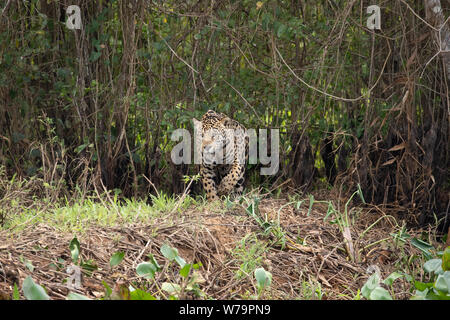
(220, 117, 233, 127)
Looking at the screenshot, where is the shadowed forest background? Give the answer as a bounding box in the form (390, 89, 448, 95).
(0, 0, 449, 231)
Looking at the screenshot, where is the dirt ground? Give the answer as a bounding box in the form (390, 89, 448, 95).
(0, 192, 436, 300)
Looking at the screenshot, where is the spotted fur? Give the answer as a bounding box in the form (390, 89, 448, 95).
(197, 110, 248, 201)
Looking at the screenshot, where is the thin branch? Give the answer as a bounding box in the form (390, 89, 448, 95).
(275, 43, 391, 102)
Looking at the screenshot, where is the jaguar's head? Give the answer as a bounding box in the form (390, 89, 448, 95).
(193, 111, 228, 165)
(201, 127, 225, 165)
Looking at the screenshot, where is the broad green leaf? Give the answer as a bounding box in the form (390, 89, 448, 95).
(383, 272, 403, 286)
(22, 276, 50, 300)
(425, 291, 450, 300)
(254, 267, 272, 290)
(411, 289, 428, 300)
(69, 237, 81, 263)
(147, 254, 162, 272)
(67, 292, 91, 300)
(110, 251, 125, 268)
(369, 287, 393, 300)
(179, 264, 191, 278)
(424, 259, 443, 274)
(161, 282, 181, 295)
(129, 288, 156, 300)
(160, 243, 179, 261)
(136, 262, 157, 279)
(414, 281, 434, 291)
(361, 273, 380, 299)
(434, 271, 450, 293)
(175, 255, 187, 268)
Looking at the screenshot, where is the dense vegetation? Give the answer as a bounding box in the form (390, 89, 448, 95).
(0, 1, 449, 230)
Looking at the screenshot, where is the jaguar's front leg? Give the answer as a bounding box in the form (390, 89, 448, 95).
(217, 163, 244, 196)
(200, 165, 219, 201)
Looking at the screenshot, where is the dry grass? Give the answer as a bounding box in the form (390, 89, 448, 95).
(0, 190, 439, 300)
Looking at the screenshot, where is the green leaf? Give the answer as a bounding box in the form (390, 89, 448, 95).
(110, 251, 125, 268)
(129, 288, 156, 300)
(161, 282, 181, 295)
(175, 255, 187, 268)
(22, 276, 50, 300)
(136, 262, 157, 279)
(411, 288, 428, 300)
(369, 287, 393, 300)
(147, 254, 162, 272)
(74, 143, 88, 154)
(89, 51, 101, 62)
(179, 264, 191, 278)
(442, 247, 450, 271)
(361, 273, 380, 299)
(67, 292, 91, 300)
(424, 291, 450, 300)
(80, 260, 98, 276)
(262, 14, 271, 31)
(411, 238, 434, 259)
(277, 24, 287, 38)
(102, 281, 112, 299)
(69, 237, 81, 263)
(20, 256, 34, 272)
(192, 263, 202, 270)
(13, 283, 20, 300)
(160, 243, 179, 261)
(246, 203, 256, 216)
(414, 281, 434, 291)
(383, 272, 403, 286)
(434, 271, 450, 294)
(424, 259, 443, 274)
(254, 267, 272, 290)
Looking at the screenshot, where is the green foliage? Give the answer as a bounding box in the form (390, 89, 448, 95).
(360, 243, 450, 300)
(136, 258, 160, 280)
(69, 237, 81, 264)
(22, 276, 50, 300)
(12, 283, 20, 300)
(254, 267, 272, 298)
(66, 292, 92, 300)
(443, 247, 450, 271)
(232, 233, 267, 280)
(1, 0, 428, 198)
(361, 272, 395, 300)
(109, 251, 125, 268)
(411, 247, 450, 300)
(135, 243, 205, 300)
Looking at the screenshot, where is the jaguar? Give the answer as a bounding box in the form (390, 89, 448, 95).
(194, 110, 248, 201)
